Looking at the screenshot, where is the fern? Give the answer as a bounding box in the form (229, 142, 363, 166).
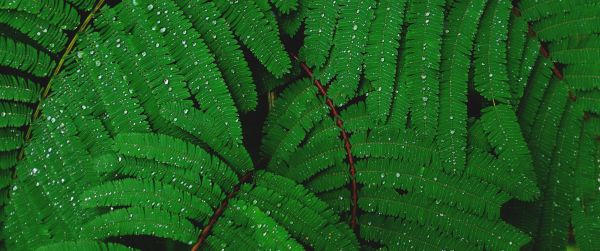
(1, 0, 355, 250)
(506, 1, 600, 250)
(1, 0, 599, 250)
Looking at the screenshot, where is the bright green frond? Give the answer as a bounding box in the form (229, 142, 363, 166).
(213, 0, 291, 77)
(364, 0, 407, 123)
(82, 207, 199, 244)
(437, 0, 488, 173)
(403, 0, 445, 141)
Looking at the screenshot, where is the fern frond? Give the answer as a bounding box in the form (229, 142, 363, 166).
(533, 5, 600, 42)
(113, 133, 239, 192)
(35, 240, 135, 251)
(82, 207, 199, 244)
(299, 0, 338, 68)
(5, 0, 600, 249)
(0, 10, 68, 53)
(0, 75, 41, 103)
(506, 13, 529, 101)
(572, 117, 600, 251)
(0, 128, 22, 152)
(403, 0, 445, 140)
(321, 0, 375, 103)
(238, 171, 359, 250)
(355, 158, 510, 219)
(518, 56, 553, 136)
(437, 0, 488, 173)
(80, 178, 215, 220)
(213, 0, 291, 77)
(177, 0, 257, 112)
(480, 104, 537, 185)
(2, 2, 358, 249)
(513, 38, 541, 108)
(465, 148, 539, 200)
(534, 102, 580, 250)
(0, 103, 30, 127)
(473, 0, 512, 104)
(518, 0, 598, 21)
(271, 0, 298, 14)
(364, 0, 407, 122)
(549, 35, 600, 64)
(360, 214, 478, 250)
(0, 36, 54, 77)
(359, 188, 530, 250)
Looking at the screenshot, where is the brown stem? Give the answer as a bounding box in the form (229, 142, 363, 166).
(525, 24, 564, 80)
(292, 54, 359, 232)
(191, 172, 254, 251)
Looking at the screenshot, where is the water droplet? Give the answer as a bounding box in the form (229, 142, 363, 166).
(147, 4, 153, 10)
(352, 24, 358, 30)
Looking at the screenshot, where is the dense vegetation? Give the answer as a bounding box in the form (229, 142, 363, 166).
(0, 0, 598, 250)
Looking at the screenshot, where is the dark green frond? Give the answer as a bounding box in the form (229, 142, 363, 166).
(35, 241, 135, 251)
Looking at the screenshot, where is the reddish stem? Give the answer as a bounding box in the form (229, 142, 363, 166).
(292, 54, 359, 232)
(515, 2, 585, 242)
(526, 24, 563, 80)
(191, 172, 254, 251)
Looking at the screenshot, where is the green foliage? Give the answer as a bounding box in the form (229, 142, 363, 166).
(0, 0, 98, 247)
(1, 0, 355, 250)
(506, 1, 600, 250)
(0, 0, 599, 250)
